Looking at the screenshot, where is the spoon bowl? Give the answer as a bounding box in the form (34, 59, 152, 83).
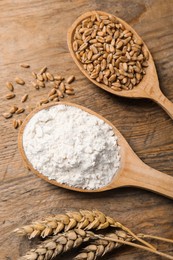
(67, 11, 173, 119)
(18, 102, 173, 199)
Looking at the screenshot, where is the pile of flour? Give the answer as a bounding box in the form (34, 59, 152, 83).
(23, 104, 120, 189)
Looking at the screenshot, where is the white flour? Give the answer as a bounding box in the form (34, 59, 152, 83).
(23, 104, 120, 189)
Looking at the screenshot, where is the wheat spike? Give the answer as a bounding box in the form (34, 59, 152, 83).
(14, 210, 116, 238)
(14, 209, 154, 250)
(75, 230, 133, 259)
(75, 232, 173, 260)
(19, 229, 92, 260)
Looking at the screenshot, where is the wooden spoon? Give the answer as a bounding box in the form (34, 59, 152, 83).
(18, 102, 173, 199)
(67, 11, 173, 120)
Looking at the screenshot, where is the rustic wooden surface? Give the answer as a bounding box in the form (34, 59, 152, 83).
(0, 0, 173, 259)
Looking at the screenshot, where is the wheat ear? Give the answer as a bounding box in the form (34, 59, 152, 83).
(93, 234, 173, 260)
(14, 210, 116, 238)
(75, 232, 173, 260)
(75, 230, 133, 259)
(14, 209, 154, 250)
(19, 229, 92, 260)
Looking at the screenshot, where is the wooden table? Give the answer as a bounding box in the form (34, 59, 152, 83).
(1, 0, 173, 259)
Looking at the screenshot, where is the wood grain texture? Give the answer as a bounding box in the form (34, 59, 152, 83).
(0, 0, 173, 259)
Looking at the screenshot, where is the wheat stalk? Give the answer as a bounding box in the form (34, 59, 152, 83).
(138, 234, 173, 244)
(14, 209, 154, 250)
(19, 229, 92, 260)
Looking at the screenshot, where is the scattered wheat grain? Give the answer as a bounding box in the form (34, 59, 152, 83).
(21, 94, 28, 103)
(16, 108, 25, 114)
(32, 72, 37, 79)
(15, 77, 25, 85)
(66, 75, 75, 84)
(6, 82, 14, 92)
(6, 93, 15, 99)
(10, 106, 18, 114)
(39, 66, 47, 74)
(2, 112, 12, 119)
(20, 63, 30, 68)
(13, 119, 19, 129)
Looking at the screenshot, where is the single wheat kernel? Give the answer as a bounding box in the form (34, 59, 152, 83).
(21, 94, 28, 103)
(3, 112, 12, 119)
(15, 77, 25, 85)
(6, 93, 15, 99)
(6, 82, 14, 92)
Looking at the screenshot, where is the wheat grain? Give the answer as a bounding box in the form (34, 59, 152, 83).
(16, 108, 25, 114)
(48, 88, 57, 97)
(39, 66, 47, 74)
(10, 106, 18, 114)
(46, 72, 54, 81)
(37, 74, 44, 82)
(65, 89, 75, 95)
(65, 85, 74, 91)
(20, 63, 30, 68)
(13, 119, 19, 129)
(32, 72, 37, 79)
(6, 82, 14, 92)
(6, 93, 15, 99)
(59, 82, 65, 93)
(53, 97, 59, 102)
(57, 89, 64, 98)
(3, 65, 77, 130)
(66, 75, 75, 84)
(21, 94, 28, 103)
(54, 75, 64, 81)
(2, 112, 12, 119)
(37, 80, 45, 88)
(42, 72, 48, 81)
(15, 77, 25, 85)
(31, 81, 39, 90)
(40, 99, 49, 105)
(54, 81, 60, 89)
(49, 93, 59, 101)
(18, 119, 23, 126)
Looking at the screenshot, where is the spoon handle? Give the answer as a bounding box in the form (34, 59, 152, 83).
(151, 90, 173, 120)
(118, 159, 173, 199)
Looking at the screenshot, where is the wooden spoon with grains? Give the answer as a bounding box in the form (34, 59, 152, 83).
(18, 102, 173, 199)
(67, 11, 173, 120)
